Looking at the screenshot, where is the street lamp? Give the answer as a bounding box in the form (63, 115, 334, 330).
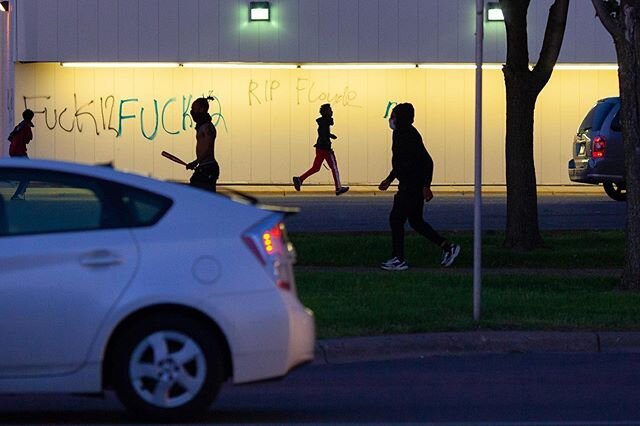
(0, 2, 9, 12)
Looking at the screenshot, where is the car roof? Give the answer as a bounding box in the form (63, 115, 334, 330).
(0, 158, 179, 194)
(0, 158, 288, 215)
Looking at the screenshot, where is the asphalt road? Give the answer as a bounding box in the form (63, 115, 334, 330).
(257, 193, 627, 232)
(2, 352, 640, 425)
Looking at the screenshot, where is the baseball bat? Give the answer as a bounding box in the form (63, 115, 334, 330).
(161, 150, 187, 166)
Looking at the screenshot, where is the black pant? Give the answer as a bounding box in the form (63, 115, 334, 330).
(10, 154, 29, 198)
(190, 162, 220, 193)
(389, 188, 445, 260)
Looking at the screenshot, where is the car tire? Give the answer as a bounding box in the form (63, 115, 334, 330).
(603, 182, 627, 202)
(110, 314, 224, 421)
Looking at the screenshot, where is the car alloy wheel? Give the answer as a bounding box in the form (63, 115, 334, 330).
(110, 315, 224, 420)
(129, 331, 207, 408)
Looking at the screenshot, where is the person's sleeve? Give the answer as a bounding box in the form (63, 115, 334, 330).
(423, 153, 433, 187)
(25, 126, 33, 144)
(385, 169, 397, 182)
(416, 133, 433, 187)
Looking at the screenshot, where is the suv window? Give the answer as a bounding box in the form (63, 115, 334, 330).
(579, 102, 615, 133)
(0, 169, 172, 237)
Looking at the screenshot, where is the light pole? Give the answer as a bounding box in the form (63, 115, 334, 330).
(0, 0, 13, 158)
(473, 0, 484, 321)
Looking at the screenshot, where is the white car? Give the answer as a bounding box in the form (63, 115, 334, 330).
(0, 159, 315, 419)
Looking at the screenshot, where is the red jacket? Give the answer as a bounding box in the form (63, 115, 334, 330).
(8, 121, 33, 157)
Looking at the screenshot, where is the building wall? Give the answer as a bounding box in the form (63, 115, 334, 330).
(15, 0, 616, 64)
(15, 63, 619, 185)
(11, 0, 621, 184)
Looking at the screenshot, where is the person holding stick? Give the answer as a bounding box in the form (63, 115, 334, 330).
(186, 97, 219, 193)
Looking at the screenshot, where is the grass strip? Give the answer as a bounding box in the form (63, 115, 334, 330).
(290, 231, 624, 269)
(296, 271, 640, 339)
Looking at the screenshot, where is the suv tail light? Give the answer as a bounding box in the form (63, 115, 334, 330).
(242, 215, 296, 291)
(592, 136, 606, 158)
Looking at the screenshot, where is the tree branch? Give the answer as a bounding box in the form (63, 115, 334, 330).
(592, 0, 623, 40)
(533, 0, 570, 79)
(501, 0, 531, 72)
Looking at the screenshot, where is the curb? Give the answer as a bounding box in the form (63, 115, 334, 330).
(313, 331, 640, 364)
(215, 185, 606, 196)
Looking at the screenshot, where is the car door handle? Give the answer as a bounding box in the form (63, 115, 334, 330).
(79, 250, 123, 267)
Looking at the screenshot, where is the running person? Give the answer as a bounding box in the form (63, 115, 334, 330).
(378, 103, 460, 271)
(186, 97, 219, 193)
(8, 109, 35, 200)
(293, 104, 349, 196)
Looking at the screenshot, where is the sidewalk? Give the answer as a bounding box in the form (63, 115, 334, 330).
(314, 331, 640, 364)
(218, 184, 605, 196)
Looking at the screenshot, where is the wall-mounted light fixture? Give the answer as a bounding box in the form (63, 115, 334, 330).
(486, 2, 504, 21)
(0, 1, 9, 12)
(249, 1, 270, 21)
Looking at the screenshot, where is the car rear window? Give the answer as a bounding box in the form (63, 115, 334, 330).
(579, 102, 615, 133)
(120, 187, 173, 227)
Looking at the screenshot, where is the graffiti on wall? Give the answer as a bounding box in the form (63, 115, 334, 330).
(248, 78, 361, 108)
(22, 92, 227, 141)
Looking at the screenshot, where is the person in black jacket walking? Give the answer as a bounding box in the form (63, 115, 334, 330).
(378, 103, 460, 271)
(293, 104, 349, 196)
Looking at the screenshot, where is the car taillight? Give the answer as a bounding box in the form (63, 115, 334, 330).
(592, 136, 606, 158)
(242, 215, 295, 291)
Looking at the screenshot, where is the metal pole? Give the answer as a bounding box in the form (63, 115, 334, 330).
(473, 0, 484, 321)
(1, 1, 14, 158)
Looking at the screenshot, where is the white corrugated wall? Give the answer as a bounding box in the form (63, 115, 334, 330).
(9, 0, 620, 185)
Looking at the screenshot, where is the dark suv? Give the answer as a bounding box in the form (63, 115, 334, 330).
(568, 97, 626, 201)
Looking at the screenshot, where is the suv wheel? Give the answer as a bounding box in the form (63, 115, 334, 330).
(603, 182, 627, 202)
(110, 315, 224, 420)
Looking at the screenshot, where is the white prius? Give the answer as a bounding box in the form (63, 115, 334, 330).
(0, 159, 315, 420)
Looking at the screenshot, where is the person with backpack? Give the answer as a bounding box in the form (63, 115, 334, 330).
(378, 103, 460, 271)
(7, 109, 35, 200)
(292, 103, 349, 196)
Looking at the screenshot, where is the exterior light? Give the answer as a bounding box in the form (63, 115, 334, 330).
(418, 63, 503, 70)
(61, 62, 180, 68)
(300, 63, 416, 70)
(0, 1, 9, 12)
(183, 62, 297, 69)
(249, 1, 270, 21)
(486, 2, 504, 21)
(553, 64, 618, 71)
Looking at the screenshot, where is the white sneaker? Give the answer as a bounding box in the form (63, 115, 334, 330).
(441, 244, 460, 267)
(380, 257, 409, 271)
(11, 193, 25, 201)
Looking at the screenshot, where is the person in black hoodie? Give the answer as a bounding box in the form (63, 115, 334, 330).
(293, 104, 349, 196)
(378, 103, 460, 271)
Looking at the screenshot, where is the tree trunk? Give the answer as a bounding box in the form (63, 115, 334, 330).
(503, 69, 544, 249)
(500, 0, 569, 250)
(616, 42, 640, 290)
(592, 0, 640, 290)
